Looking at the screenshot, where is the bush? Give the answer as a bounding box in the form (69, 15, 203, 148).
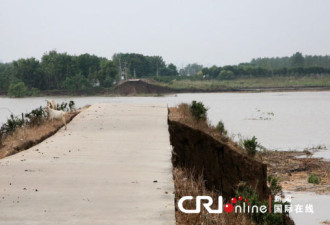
(308, 174, 321, 184)
(69, 100, 76, 111)
(29, 87, 40, 96)
(8, 82, 28, 98)
(1, 114, 25, 136)
(190, 101, 208, 120)
(57, 100, 75, 112)
(235, 182, 289, 225)
(215, 121, 227, 135)
(57, 102, 68, 111)
(243, 136, 258, 156)
(25, 107, 46, 127)
(267, 175, 282, 195)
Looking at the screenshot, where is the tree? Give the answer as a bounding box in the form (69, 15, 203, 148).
(76, 53, 101, 78)
(8, 81, 28, 97)
(12, 58, 41, 88)
(62, 73, 91, 91)
(97, 60, 118, 87)
(180, 63, 203, 76)
(40, 51, 77, 89)
(112, 53, 170, 77)
(167, 63, 178, 75)
(218, 70, 234, 80)
(290, 52, 305, 68)
(0, 63, 14, 92)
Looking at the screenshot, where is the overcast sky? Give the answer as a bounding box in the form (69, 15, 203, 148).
(1, 0, 330, 67)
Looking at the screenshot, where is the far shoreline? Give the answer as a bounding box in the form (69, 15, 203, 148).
(1, 85, 330, 98)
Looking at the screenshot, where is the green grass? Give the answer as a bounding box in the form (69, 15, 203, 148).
(166, 76, 330, 91)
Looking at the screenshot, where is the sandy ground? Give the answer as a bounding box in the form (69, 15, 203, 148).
(0, 103, 175, 225)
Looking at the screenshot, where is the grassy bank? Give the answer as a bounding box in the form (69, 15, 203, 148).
(166, 76, 330, 91)
(0, 103, 88, 159)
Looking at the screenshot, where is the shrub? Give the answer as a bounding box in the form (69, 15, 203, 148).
(29, 87, 40, 96)
(57, 102, 68, 111)
(215, 121, 227, 135)
(8, 82, 28, 98)
(190, 101, 207, 120)
(25, 107, 46, 127)
(308, 174, 320, 184)
(267, 175, 282, 195)
(243, 136, 258, 156)
(1, 114, 25, 136)
(57, 100, 76, 112)
(69, 100, 76, 111)
(235, 182, 290, 225)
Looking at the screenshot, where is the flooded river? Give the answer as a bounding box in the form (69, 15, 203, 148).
(0, 91, 329, 224)
(1, 91, 329, 154)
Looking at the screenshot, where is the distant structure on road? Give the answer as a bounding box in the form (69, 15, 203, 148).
(114, 79, 171, 95)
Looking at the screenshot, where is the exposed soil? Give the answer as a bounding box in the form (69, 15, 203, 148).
(261, 150, 330, 194)
(0, 107, 87, 159)
(169, 104, 295, 225)
(168, 104, 270, 200)
(173, 167, 255, 225)
(114, 79, 172, 95)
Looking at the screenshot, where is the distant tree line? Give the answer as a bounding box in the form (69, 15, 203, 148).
(1, 51, 330, 96)
(0, 51, 179, 95)
(199, 52, 330, 80)
(250, 52, 330, 69)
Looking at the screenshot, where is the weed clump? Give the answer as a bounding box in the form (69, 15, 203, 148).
(308, 174, 321, 184)
(189, 101, 207, 121)
(1, 114, 25, 136)
(25, 107, 46, 127)
(236, 182, 291, 225)
(0, 100, 75, 142)
(243, 136, 258, 157)
(57, 100, 76, 111)
(215, 120, 227, 135)
(267, 175, 282, 195)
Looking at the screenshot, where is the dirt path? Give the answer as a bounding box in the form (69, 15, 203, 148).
(0, 103, 175, 225)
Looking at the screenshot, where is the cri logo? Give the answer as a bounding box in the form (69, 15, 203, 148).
(178, 195, 253, 214)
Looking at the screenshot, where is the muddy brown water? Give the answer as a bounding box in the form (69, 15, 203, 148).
(1, 91, 329, 224)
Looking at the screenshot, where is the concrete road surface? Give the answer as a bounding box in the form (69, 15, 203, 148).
(0, 103, 175, 225)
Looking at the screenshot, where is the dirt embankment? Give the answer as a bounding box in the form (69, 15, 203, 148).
(168, 105, 270, 201)
(114, 79, 172, 95)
